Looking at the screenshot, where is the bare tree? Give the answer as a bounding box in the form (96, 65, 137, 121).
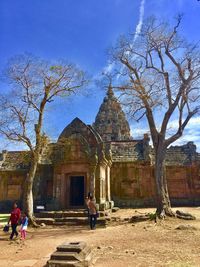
(0, 54, 87, 223)
(110, 16, 200, 216)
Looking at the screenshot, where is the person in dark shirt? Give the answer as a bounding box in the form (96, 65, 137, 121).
(8, 202, 21, 240)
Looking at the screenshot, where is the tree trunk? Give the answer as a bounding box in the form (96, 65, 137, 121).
(155, 149, 174, 217)
(23, 158, 39, 226)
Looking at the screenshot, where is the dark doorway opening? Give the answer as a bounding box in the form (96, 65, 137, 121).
(69, 176, 84, 207)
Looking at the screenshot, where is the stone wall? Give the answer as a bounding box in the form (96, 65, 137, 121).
(166, 165, 200, 205)
(110, 162, 156, 207)
(111, 141, 145, 162)
(0, 165, 54, 212)
(149, 142, 199, 166)
(111, 162, 200, 207)
(0, 171, 26, 212)
(33, 164, 54, 207)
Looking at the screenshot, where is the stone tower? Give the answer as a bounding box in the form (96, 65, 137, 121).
(93, 85, 131, 141)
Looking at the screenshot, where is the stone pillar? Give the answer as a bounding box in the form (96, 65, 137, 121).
(89, 165, 97, 200)
(60, 174, 66, 209)
(106, 165, 111, 202)
(54, 174, 61, 199)
(89, 151, 98, 200)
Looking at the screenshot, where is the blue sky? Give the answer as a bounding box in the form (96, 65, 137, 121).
(0, 0, 200, 151)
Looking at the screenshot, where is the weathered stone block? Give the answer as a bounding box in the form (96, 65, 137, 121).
(47, 241, 92, 267)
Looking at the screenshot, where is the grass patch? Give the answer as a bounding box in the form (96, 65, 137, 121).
(0, 214, 9, 225)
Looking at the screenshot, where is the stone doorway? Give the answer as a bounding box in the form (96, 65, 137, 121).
(69, 176, 85, 207)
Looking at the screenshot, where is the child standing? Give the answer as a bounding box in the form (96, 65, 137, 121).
(20, 212, 28, 240)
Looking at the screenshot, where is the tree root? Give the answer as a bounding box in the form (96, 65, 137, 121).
(176, 210, 196, 220)
(155, 208, 196, 221)
(129, 214, 150, 223)
(154, 207, 176, 222)
(164, 208, 176, 217)
(29, 216, 40, 228)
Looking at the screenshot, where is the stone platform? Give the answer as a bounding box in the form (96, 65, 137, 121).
(35, 209, 110, 227)
(47, 241, 92, 267)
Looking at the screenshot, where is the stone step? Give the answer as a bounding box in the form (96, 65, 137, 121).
(54, 217, 107, 226)
(35, 218, 55, 225)
(53, 222, 79, 226)
(36, 210, 107, 219)
(35, 218, 88, 226)
(35, 216, 108, 227)
(57, 242, 87, 253)
(47, 259, 80, 267)
(55, 217, 88, 223)
(51, 251, 81, 261)
(54, 217, 88, 226)
(35, 210, 88, 219)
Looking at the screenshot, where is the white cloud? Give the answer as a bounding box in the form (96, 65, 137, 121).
(130, 116, 200, 152)
(130, 127, 149, 138)
(168, 117, 200, 130)
(103, 62, 115, 74)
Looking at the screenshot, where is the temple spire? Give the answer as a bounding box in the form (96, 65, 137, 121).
(107, 83, 114, 97)
(93, 84, 131, 142)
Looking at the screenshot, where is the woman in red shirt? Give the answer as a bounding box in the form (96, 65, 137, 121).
(8, 202, 21, 240)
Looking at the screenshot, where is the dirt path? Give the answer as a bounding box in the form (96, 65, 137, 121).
(0, 207, 200, 267)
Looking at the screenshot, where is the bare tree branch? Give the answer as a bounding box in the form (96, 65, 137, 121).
(0, 53, 87, 218)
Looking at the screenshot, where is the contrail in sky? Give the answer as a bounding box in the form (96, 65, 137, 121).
(103, 0, 146, 74)
(133, 0, 146, 42)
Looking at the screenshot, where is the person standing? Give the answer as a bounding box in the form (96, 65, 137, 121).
(87, 195, 97, 230)
(8, 202, 21, 240)
(20, 212, 28, 240)
(85, 192, 92, 218)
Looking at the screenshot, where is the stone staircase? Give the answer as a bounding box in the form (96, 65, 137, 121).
(35, 209, 109, 227)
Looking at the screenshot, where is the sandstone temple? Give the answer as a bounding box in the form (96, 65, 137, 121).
(0, 86, 200, 212)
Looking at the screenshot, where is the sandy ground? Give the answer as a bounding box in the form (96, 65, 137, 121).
(0, 207, 200, 267)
